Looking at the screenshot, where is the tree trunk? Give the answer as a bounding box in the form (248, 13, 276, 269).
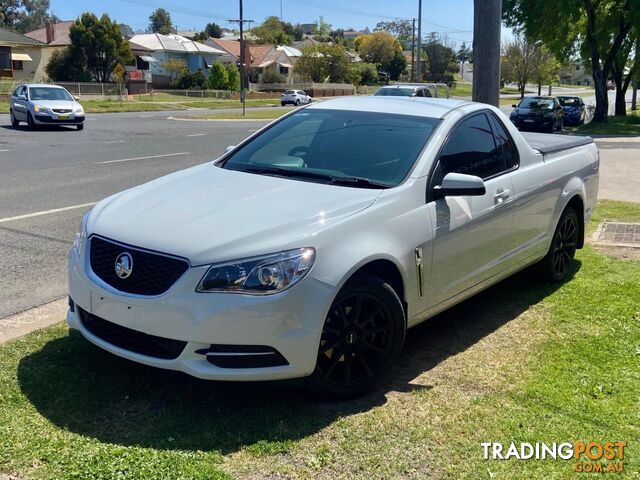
(632, 78, 638, 110)
(472, 0, 502, 106)
(537, 83, 541, 95)
(520, 81, 525, 99)
(593, 75, 609, 122)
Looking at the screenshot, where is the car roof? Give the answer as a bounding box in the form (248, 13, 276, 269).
(21, 84, 66, 89)
(378, 85, 418, 89)
(306, 96, 469, 119)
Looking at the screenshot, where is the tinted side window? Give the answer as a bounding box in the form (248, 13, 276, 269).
(439, 113, 506, 179)
(415, 89, 424, 97)
(488, 113, 518, 170)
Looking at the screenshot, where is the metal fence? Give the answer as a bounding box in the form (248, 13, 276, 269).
(249, 82, 354, 92)
(148, 89, 234, 99)
(0, 80, 125, 96)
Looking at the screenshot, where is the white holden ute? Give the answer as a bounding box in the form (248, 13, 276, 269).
(68, 96, 599, 398)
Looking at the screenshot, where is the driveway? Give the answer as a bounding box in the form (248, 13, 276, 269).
(595, 136, 640, 203)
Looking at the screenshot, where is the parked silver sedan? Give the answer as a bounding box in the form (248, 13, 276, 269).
(9, 84, 85, 130)
(281, 89, 312, 106)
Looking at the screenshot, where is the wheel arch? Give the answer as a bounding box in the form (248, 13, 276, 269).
(336, 257, 408, 318)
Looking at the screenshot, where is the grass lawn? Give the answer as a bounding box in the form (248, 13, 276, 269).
(450, 82, 472, 97)
(1, 200, 639, 479)
(0, 100, 8, 114)
(569, 110, 640, 136)
(177, 109, 289, 121)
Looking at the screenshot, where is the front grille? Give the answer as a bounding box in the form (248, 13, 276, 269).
(35, 115, 84, 123)
(79, 307, 187, 359)
(53, 108, 72, 113)
(195, 344, 289, 368)
(89, 236, 189, 296)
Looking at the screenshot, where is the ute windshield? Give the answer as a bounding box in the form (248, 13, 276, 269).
(221, 108, 440, 188)
(375, 87, 415, 97)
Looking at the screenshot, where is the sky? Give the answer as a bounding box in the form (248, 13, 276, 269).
(48, 0, 512, 48)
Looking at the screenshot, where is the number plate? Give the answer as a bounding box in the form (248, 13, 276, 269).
(524, 119, 534, 123)
(58, 115, 70, 120)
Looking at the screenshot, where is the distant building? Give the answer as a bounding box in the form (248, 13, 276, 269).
(24, 21, 74, 81)
(119, 24, 135, 40)
(206, 38, 302, 82)
(0, 27, 45, 80)
(559, 62, 592, 86)
(343, 28, 369, 40)
(129, 33, 232, 87)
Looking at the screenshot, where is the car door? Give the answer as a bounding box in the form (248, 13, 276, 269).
(12, 86, 28, 121)
(426, 112, 515, 307)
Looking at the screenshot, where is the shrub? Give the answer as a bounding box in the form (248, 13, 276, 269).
(224, 63, 241, 91)
(261, 70, 285, 84)
(172, 70, 209, 90)
(208, 63, 229, 90)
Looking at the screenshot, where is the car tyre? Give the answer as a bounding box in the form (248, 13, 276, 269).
(77, 123, 84, 131)
(306, 274, 406, 399)
(281, 102, 286, 106)
(295, 99, 300, 106)
(27, 112, 35, 130)
(537, 206, 579, 283)
(10, 110, 19, 127)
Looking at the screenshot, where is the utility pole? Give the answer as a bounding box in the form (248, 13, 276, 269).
(280, 0, 283, 21)
(472, 0, 502, 106)
(228, 1, 253, 116)
(411, 18, 416, 82)
(416, 0, 422, 82)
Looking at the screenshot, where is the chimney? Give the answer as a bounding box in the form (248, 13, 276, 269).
(45, 22, 55, 44)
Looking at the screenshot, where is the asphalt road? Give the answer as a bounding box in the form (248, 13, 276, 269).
(0, 111, 269, 318)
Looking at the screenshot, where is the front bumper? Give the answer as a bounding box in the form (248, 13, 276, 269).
(511, 117, 553, 130)
(34, 113, 84, 125)
(67, 246, 337, 381)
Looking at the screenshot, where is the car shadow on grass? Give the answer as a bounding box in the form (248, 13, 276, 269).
(17, 261, 581, 454)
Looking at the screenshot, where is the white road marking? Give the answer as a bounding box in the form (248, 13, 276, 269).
(0, 202, 96, 224)
(186, 133, 207, 137)
(138, 114, 155, 118)
(247, 129, 258, 132)
(0, 149, 10, 152)
(96, 152, 190, 165)
(102, 140, 125, 144)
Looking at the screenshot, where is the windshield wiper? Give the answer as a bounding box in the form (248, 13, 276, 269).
(238, 165, 391, 189)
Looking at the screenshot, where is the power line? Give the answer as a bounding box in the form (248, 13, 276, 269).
(118, 0, 229, 22)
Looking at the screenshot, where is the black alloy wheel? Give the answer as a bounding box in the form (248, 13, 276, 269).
(539, 207, 579, 282)
(10, 110, 19, 127)
(307, 274, 405, 398)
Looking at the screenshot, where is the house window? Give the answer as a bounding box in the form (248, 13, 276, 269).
(12, 60, 23, 71)
(576, 65, 580, 70)
(0, 47, 11, 70)
(279, 66, 289, 75)
(136, 57, 150, 70)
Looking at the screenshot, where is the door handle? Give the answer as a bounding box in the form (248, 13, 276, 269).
(494, 189, 511, 204)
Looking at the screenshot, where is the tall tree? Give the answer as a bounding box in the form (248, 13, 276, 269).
(0, 0, 23, 30)
(69, 12, 134, 82)
(251, 16, 293, 45)
(205, 22, 223, 38)
(0, 0, 58, 33)
(357, 31, 398, 68)
(610, 26, 639, 115)
(374, 18, 413, 45)
(422, 34, 458, 81)
(501, 37, 541, 97)
(148, 7, 173, 35)
(295, 44, 351, 82)
(503, 0, 640, 122)
(473, 0, 502, 106)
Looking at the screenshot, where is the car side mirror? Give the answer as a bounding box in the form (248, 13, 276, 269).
(511, 104, 517, 108)
(433, 172, 486, 199)
(74, 96, 80, 101)
(18, 94, 27, 100)
(225, 145, 236, 154)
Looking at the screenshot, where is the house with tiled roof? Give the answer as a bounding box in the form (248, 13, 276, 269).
(23, 21, 73, 81)
(206, 39, 302, 82)
(0, 27, 46, 80)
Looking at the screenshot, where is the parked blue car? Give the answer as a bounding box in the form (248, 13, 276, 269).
(557, 96, 586, 126)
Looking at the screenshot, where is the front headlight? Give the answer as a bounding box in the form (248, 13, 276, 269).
(73, 210, 91, 255)
(33, 105, 48, 113)
(197, 248, 315, 294)
(74, 105, 84, 114)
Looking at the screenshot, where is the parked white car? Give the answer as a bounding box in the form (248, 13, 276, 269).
(10, 84, 85, 130)
(281, 89, 311, 106)
(68, 97, 599, 398)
